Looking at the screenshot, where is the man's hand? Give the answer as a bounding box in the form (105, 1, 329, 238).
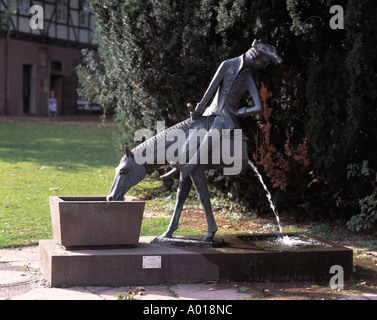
(236, 105, 262, 117)
(190, 111, 200, 120)
(188, 103, 199, 120)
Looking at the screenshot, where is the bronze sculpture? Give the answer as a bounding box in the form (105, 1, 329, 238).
(107, 40, 282, 242)
(181, 39, 282, 178)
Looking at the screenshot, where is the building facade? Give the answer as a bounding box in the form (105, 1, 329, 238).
(0, 0, 96, 116)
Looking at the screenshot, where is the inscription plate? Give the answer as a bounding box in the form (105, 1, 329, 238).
(142, 256, 161, 269)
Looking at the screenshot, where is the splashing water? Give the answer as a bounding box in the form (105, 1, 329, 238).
(247, 161, 331, 249)
(239, 234, 332, 250)
(248, 160, 282, 233)
(274, 234, 332, 248)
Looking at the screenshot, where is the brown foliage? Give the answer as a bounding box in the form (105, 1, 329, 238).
(253, 83, 309, 191)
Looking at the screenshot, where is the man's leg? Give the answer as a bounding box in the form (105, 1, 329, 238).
(160, 173, 192, 238)
(181, 128, 220, 178)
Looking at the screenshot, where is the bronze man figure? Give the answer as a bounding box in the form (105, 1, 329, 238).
(181, 39, 282, 178)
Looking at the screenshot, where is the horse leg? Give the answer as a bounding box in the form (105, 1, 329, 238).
(190, 165, 217, 242)
(160, 173, 192, 238)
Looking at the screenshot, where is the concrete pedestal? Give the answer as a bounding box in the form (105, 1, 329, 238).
(39, 233, 353, 287)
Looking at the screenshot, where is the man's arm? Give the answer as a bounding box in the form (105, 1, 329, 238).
(235, 72, 263, 117)
(194, 61, 227, 116)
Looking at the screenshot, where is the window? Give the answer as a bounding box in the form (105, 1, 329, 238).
(7, 0, 18, 12)
(79, 0, 89, 12)
(79, 0, 88, 27)
(51, 61, 62, 72)
(57, 0, 67, 23)
(18, 0, 30, 14)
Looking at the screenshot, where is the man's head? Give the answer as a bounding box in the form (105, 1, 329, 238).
(245, 39, 282, 69)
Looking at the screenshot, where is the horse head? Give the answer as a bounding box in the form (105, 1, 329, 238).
(106, 145, 147, 201)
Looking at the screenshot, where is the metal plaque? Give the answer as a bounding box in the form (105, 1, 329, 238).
(142, 256, 162, 269)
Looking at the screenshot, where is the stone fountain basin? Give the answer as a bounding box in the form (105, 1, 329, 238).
(49, 196, 145, 248)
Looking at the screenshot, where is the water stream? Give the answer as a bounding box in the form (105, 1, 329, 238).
(247, 160, 330, 249)
(248, 160, 282, 233)
(248, 160, 318, 248)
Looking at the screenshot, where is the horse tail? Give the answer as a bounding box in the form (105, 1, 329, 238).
(160, 168, 179, 180)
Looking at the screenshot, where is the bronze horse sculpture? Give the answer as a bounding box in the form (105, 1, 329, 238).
(107, 40, 282, 242)
(107, 116, 250, 242)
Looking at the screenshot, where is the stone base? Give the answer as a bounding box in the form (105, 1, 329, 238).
(39, 233, 353, 288)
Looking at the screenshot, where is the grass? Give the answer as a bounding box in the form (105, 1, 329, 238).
(0, 120, 163, 248)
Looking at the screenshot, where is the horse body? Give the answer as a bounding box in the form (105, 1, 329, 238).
(107, 116, 249, 242)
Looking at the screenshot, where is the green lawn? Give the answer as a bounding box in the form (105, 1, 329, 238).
(0, 121, 166, 248)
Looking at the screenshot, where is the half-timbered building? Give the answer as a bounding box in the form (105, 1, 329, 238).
(0, 0, 96, 116)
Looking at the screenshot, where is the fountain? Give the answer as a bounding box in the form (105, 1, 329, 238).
(40, 161, 353, 286)
(39, 41, 353, 287)
(40, 193, 353, 286)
